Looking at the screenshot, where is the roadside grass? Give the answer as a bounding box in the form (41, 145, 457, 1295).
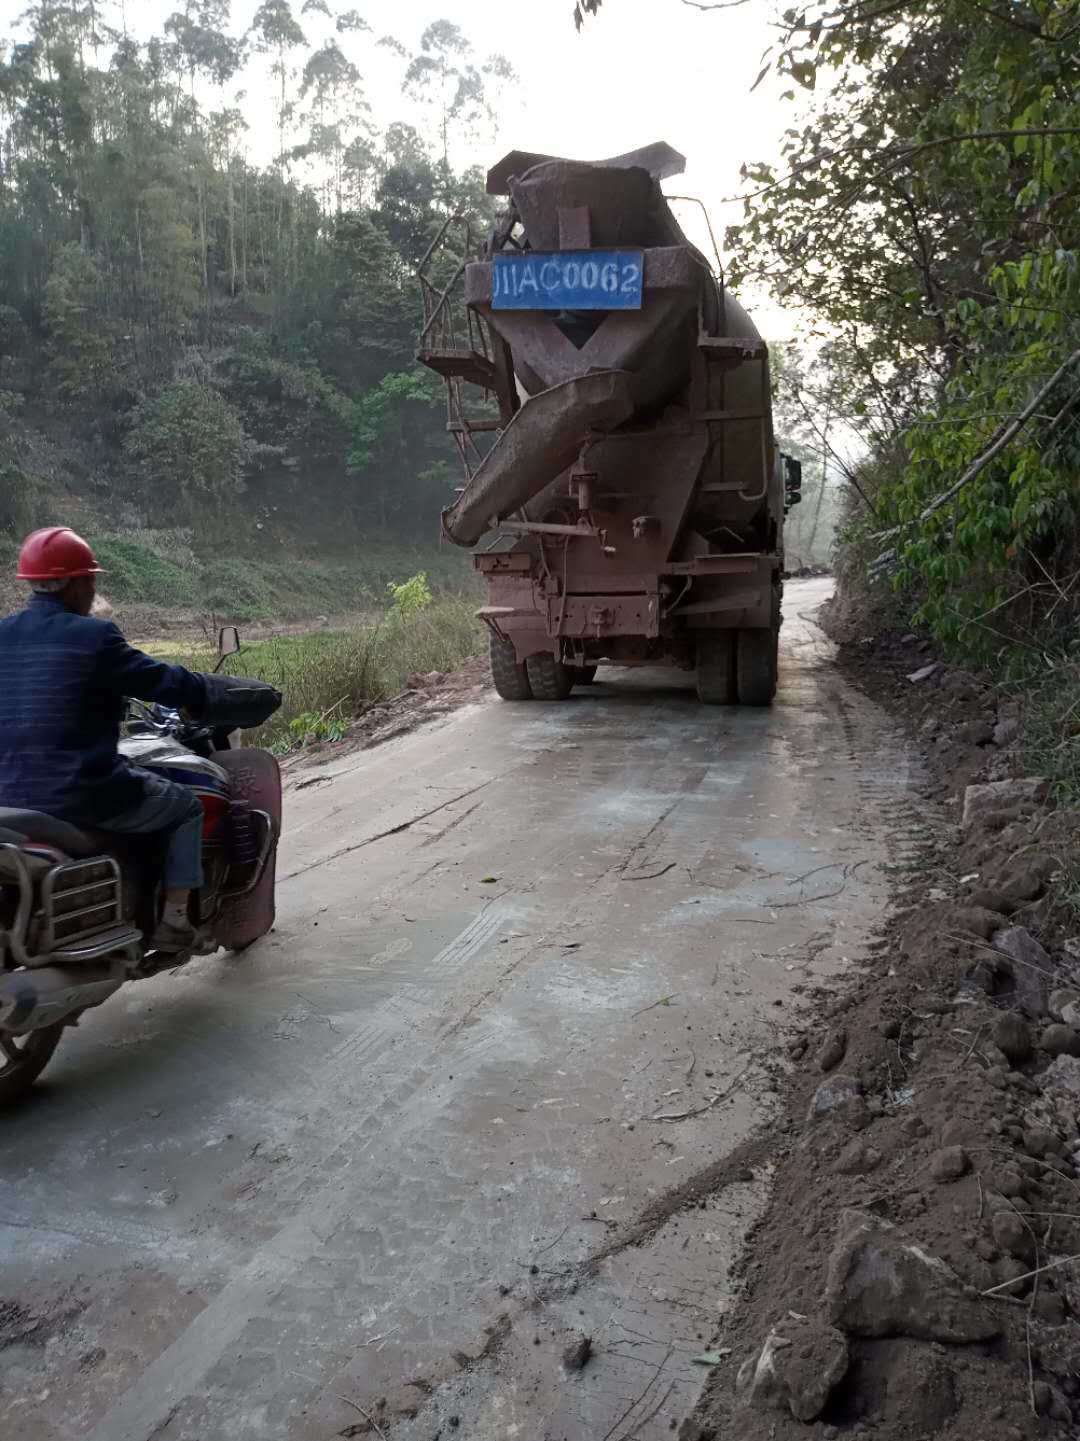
(163, 596, 484, 753)
(85, 532, 476, 619)
(1023, 666, 1080, 807)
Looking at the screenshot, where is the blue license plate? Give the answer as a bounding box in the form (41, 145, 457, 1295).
(492, 250, 644, 310)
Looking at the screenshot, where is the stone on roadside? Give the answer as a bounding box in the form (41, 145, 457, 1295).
(1048, 988, 1080, 1022)
(991, 1210, 1034, 1262)
(1043, 1054, 1080, 1102)
(825, 1210, 1000, 1343)
(991, 1168, 1025, 1198)
(992, 1012, 1032, 1063)
(834, 1139, 881, 1176)
(992, 1255, 1030, 1296)
(991, 926, 1052, 1018)
(907, 662, 941, 684)
(1039, 1023, 1080, 1058)
(561, 1333, 592, 1370)
(992, 716, 1019, 748)
(929, 1146, 969, 1183)
(961, 777, 1047, 831)
(817, 1028, 848, 1073)
(736, 1322, 849, 1423)
(807, 1075, 868, 1130)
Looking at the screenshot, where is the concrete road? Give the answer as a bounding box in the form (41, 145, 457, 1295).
(0, 580, 919, 1440)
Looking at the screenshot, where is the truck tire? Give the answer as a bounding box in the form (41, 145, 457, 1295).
(525, 652, 573, 700)
(696, 631, 736, 705)
(737, 595, 780, 706)
(573, 666, 598, 686)
(0, 1025, 64, 1106)
(490, 636, 533, 701)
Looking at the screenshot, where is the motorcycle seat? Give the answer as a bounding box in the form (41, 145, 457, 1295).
(0, 808, 113, 859)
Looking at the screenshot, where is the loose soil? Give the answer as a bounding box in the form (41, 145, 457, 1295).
(685, 613, 1080, 1441)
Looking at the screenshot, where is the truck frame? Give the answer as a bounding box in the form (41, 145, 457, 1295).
(416, 142, 801, 705)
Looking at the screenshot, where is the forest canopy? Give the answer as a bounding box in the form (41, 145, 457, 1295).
(0, 2, 510, 547)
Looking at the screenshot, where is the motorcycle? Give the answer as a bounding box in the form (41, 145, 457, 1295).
(0, 627, 283, 1104)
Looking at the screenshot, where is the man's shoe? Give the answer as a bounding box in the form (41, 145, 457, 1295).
(149, 919, 197, 954)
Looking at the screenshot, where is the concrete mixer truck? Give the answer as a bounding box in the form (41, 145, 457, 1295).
(415, 142, 801, 705)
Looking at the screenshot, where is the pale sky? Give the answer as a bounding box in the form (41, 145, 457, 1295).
(9, 0, 798, 334)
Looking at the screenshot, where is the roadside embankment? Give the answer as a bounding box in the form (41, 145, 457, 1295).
(688, 616, 1080, 1441)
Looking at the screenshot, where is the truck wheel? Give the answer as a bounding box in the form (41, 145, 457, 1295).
(0, 1026, 64, 1106)
(525, 653, 573, 701)
(573, 666, 598, 686)
(489, 636, 532, 701)
(696, 631, 736, 705)
(736, 623, 779, 706)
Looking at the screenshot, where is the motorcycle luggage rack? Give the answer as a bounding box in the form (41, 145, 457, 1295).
(0, 845, 142, 969)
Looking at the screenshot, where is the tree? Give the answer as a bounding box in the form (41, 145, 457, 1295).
(44, 245, 119, 399)
(124, 380, 246, 514)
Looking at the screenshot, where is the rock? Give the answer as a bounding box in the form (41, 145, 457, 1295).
(817, 1028, 848, 1073)
(952, 905, 1008, 941)
(1062, 1001, 1080, 1029)
(929, 1147, 969, 1183)
(1040, 1023, 1080, 1058)
(993, 1012, 1032, 1063)
(825, 1210, 1000, 1343)
(962, 777, 1048, 831)
(992, 1256, 1030, 1296)
(561, 1333, 592, 1370)
(1022, 1126, 1060, 1157)
(879, 1017, 901, 1039)
(990, 863, 1049, 908)
(835, 1139, 882, 1175)
(736, 1322, 849, 1423)
(808, 1075, 868, 1129)
(991, 926, 1052, 1017)
(907, 662, 941, 683)
(991, 1210, 1034, 1262)
(968, 887, 1015, 915)
(940, 1116, 978, 1147)
(991, 1168, 1025, 1198)
(1048, 988, 1080, 1022)
(1043, 1054, 1080, 1102)
(993, 716, 1020, 747)
(959, 718, 994, 746)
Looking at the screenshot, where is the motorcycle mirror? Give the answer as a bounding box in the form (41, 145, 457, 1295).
(215, 625, 242, 673)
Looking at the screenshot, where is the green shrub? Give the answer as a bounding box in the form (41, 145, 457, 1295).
(387, 570, 432, 615)
(124, 382, 246, 517)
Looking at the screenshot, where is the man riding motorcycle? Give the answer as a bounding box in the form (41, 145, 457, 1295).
(0, 527, 208, 952)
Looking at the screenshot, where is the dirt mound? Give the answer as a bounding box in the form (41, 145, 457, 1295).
(687, 625, 1080, 1441)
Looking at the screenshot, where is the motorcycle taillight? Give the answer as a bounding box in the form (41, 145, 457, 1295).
(199, 792, 230, 839)
(225, 802, 259, 864)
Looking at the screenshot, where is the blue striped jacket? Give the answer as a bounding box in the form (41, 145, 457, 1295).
(0, 593, 205, 822)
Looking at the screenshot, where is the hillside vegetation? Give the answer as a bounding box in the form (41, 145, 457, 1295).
(0, 4, 506, 599)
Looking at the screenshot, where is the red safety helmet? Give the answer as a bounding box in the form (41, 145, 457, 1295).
(16, 526, 105, 580)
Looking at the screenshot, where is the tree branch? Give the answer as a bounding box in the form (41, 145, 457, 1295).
(875, 348, 1080, 548)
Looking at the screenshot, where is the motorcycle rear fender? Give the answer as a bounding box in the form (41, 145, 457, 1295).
(210, 748, 282, 951)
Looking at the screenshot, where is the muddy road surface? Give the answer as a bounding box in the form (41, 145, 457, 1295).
(0, 579, 921, 1440)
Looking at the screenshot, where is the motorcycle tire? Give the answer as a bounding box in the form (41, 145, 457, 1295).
(0, 1025, 64, 1106)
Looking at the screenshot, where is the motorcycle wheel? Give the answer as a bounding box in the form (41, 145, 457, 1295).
(0, 1025, 64, 1106)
